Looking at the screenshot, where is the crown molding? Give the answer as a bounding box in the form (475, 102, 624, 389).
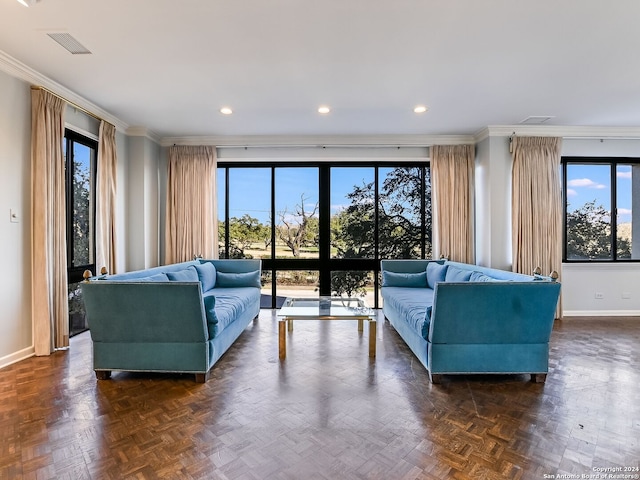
(160, 134, 476, 148)
(475, 125, 640, 142)
(0, 49, 129, 133)
(9, 43, 638, 145)
(126, 126, 161, 144)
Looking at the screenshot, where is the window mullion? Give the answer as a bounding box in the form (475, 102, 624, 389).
(611, 161, 618, 261)
(318, 165, 331, 296)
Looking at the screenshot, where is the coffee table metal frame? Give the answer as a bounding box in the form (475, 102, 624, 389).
(277, 296, 376, 360)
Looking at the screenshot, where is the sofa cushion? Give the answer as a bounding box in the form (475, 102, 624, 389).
(445, 265, 473, 282)
(381, 270, 427, 288)
(469, 271, 494, 282)
(208, 287, 261, 337)
(195, 262, 217, 291)
(426, 262, 448, 288)
(382, 287, 434, 340)
(166, 266, 199, 282)
(216, 270, 261, 288)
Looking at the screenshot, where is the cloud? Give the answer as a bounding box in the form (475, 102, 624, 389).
(617, 171, 632, 179)
(331, 204, 348, 213)
(566, 188, 578, 197)
(617, 208, 632, 216)
(567, 178, 607, 189)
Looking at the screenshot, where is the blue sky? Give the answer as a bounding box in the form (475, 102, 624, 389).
(70, 142, 91, 187)
(219, 165, 635, 225)
(218, 167, 380, 224)
(565, 164, 632, 223)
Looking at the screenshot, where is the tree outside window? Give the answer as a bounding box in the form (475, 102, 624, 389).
(563, 159, 636, 261)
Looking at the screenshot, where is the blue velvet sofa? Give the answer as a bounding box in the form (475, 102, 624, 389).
(81, 259, 261, 383)
(380, 260, 561, 384)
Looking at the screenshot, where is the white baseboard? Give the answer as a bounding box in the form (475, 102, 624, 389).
(0, 345, 35, 370)
(562, 310, 640, 317)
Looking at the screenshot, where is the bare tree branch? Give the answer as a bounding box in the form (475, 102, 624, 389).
(277, 194, 318, 257)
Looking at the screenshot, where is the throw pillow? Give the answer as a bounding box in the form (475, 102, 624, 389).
(381, 270, 427, 288)
(116, 273, 169, 282)
(469, 271, 493, 282)
(203, 294, 217, 324)
(203, 295, 217, 339)
(138, 273, 170, 282)
(422, 305, 433, 339)
(194, 262, 217, 291)
(216, 270, 261, 288)
(426, 262, 448, 288)
(444, 265, 473, 282)
(166, 266, 199, 282)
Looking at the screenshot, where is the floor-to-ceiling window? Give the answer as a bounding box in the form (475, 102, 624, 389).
(64, 129, 97, 336)
(218, 162, 431, 308)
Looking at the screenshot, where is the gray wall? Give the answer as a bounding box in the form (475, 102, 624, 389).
(474, 136, 512, 271)
(561, 138, 640, 315)
(126, 136, 160, 271)
(0, 70, 32, 366)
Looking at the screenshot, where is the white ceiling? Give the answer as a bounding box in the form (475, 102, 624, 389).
(1, 0, 639, 140)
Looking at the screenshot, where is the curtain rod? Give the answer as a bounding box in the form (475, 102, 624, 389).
(31, 85, 103, 123)
(215, 144, 432, 149)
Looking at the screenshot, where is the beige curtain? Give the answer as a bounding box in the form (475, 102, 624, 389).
(431, 144, 475, 263)
(511, 136, 562, 316)
(31, 88, 68, 355)
(165, 145, 217, 263)
(96, 121, 118, 274)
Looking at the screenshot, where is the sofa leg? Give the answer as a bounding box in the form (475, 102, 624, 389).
(95, 370, 111, 380)
(429, 373, 443, 384)
(195, 371, 210, 383)
(530, 373, 547, 383)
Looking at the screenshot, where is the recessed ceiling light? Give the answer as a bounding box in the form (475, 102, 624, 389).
(220, 107, 233, 115)
(318, 106, 331, 114)
(414, 105, 428, 114)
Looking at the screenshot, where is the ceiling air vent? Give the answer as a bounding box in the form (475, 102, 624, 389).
(47, 33, 91, 55)
(519, 116, 555, 125)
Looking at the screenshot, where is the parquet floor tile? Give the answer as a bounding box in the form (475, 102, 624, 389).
(1, 313, 639, 479)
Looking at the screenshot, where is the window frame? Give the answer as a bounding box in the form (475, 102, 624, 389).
(562, 156, 639, 263)
(217, 161, 432, 308)
(64, 128, 98, 283)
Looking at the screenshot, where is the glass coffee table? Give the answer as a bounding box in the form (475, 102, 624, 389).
(277, 296, 376, 360)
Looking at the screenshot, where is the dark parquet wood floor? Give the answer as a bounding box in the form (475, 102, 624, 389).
(1, 312, 639, 480)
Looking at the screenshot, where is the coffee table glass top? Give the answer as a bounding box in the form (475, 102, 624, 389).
(278, 296, 373, 319)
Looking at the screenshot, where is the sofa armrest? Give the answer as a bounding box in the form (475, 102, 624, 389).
(81, 282, 208, 343)
(430, 281, 560, 344)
